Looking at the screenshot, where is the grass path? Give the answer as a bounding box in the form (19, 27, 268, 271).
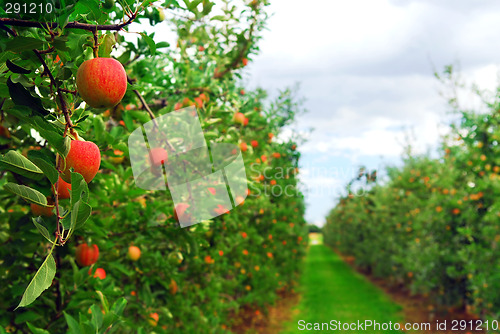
(280, 244, 404, 333)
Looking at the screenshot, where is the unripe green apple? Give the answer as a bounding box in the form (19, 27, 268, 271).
(128, 245, 141, 261)
(158, 8, 165, 21)
(103, 0, 114, 9)
(75, 243, 99, 266)
(59, 140, 101, 183)
(76, 58, 127, 108)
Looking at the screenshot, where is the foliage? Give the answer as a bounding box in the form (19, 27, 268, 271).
(323, 67, 500, 330)
(0, 0, 307, 332)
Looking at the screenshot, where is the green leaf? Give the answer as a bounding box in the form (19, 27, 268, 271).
(16, 253, 56, 309)
(70, 172, 89, 207)
(93, 117, 105, 143)
(6, 59, 31, 74)
(26, 117, 70, 158)
(64, 312, 82, 334)
(98, 34, 116, 58)
(71, 199, 92, 231)
(5, 37, 44, 53)
(156, 41, 170, 49)
(4, 183, 47, 205)
(110, 298, 127, 316)
(32, 217, 54, 243)
(79, 0, 101, 20)
(90, 304, 103, 329)
(7, 77, 49, 116)
(0, 150, 44, 180)
(141, 33, 156, 56)
(96, 291, 109, 313)
(210, 15, 228, 21)
(26, 323, 51, 334)
(52, 36, 70, 52)
(29, 156, 58, 185)
(188, 0, 203, 11)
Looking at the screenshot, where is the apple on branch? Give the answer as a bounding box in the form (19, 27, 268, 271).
(76, 58, 127, 109)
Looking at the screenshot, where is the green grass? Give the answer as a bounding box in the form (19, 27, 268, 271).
(308, 232, 323, 245)
(281, 245, 404, 333)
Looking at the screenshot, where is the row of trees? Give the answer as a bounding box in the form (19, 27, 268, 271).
(0, 0, 307, 332)
(323, 67, 500, 331)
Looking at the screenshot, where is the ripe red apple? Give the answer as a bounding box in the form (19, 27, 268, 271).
(55, 176, 72, 199)
(30, 203, 54, 217)
(169, 279, 178, 295)
(173, 203, 190, 222)
(148, 313, 159, 326)
(0, 125, 11, 138)
(199, 93, 209, 102)
(76, 58, 127, 108)
(194, 96, 204, 108)
(59, 140, 101, 183)
(75, 243, 99, 266)
(233, 112, 246, 125)
(90, 267, 106, 280)
(109, 149, 124, 164)
(242, 58, 248, 66)
(251, 140, 258, 148)
(149, 147, 168, 167)
(243, 117, 249, 126)
(240, 142, 248, 152)
(128, 245, 141, 261)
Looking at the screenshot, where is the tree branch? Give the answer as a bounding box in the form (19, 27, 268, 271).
(213, 19, 256, 79)
(0, 13, 136, 31)
(33, 50, 73, 131)
(127, 76, 158, 128)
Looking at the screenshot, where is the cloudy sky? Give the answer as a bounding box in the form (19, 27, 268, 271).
(244, 0, 500, 226)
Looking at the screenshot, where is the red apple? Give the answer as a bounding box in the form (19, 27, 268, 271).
(59, 140, 101, 184)
(240, 142, 248, 152)
(173, 203, 190, 222)
(76, 243, 99, 266)
(251, 140, 258, 148)
(30, 203, 54, 217)
(0, 125, 11, 138)
(76, 57, 127, 108)
(149, 147, 168, 167)
(109, 149, 124, 164)
(233, 112, 246, 125)
(128, 245, 141, 261)
(148, 313, 159, 326)
(90, 267, 106, 280)
(55, 176, 72, 199)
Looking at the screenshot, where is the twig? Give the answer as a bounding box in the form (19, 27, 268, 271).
(213, 20, 256, 79)
(33, 49, 73, 131)
(0, 14, 137, 31)
(38, 46, 55, 54)
(127, 76, 158, 127)
(0, 23, 17, 36)
(92, 30, 99, 58)
(60, 88, 77, 95)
